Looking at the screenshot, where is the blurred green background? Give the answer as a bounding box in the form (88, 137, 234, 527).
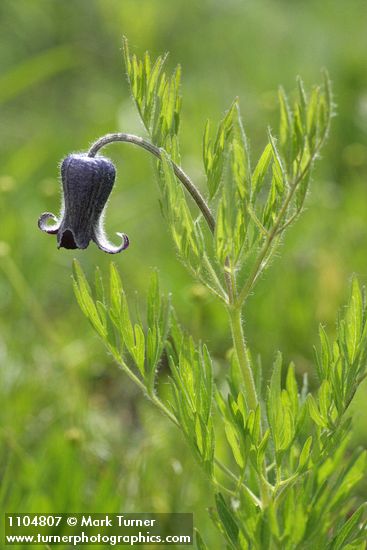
(1, 0, 367, 547)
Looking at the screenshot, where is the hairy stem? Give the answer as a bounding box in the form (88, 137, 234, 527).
(88, 133, 215, 233)
(227, 306, 272, 505)
(228, 306, 258, 411)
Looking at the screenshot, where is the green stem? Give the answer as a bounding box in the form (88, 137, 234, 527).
(227, 305, 272, 506)
(215, 458, 262, 507)
(228, 306, 258, 411)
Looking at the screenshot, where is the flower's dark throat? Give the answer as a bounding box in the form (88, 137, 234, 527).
(59, 229, 77, 250)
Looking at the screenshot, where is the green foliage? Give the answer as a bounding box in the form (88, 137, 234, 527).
(2, 5, 367, 550)
(73, 260, 172, 398)
(69, 40, 367, 549)
(206, 73, 332, 298)
(74, 258, 367, 549)
(123, 36, 181, 162)
(202, 103, 240, 200)
(159, 151, 205, 276)
(123, 39, 333, 310)
(169, 330, 215, 476)
(314, 276, 367, 421)
(123, 38, 333, 311)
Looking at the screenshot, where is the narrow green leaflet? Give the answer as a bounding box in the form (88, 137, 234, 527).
(203, 102, 235, 198)
(72, 260, 107, 339)
(215, 493, 240, 548)
(251, 143, 272, 198)
(278, 86, 292, 171)
(344, 275, 363, 364)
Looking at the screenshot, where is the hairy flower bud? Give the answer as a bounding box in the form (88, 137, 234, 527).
(38, 154, 129, 254)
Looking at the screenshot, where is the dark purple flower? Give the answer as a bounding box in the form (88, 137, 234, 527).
(38, 153, 129, 254)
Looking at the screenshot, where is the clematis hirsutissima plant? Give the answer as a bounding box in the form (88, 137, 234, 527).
(39, 39, 367, 549)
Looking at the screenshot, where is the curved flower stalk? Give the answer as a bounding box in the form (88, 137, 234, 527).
(38, 153, 129, 254)
(88, 133, 215, 233)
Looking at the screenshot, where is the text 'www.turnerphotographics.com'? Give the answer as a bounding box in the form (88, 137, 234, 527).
(5, 513, 193, 546)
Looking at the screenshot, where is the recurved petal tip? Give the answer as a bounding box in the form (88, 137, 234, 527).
(94, 231, 129, 254)
(38, 212, 61, 234)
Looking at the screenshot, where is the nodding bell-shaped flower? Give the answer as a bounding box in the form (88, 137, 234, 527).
(38, 153, 129, 254)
